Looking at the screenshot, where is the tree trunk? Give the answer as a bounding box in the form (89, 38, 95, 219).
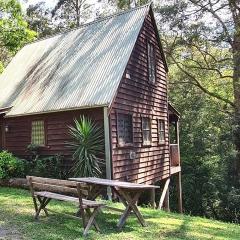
(232, 22, 240, 186)
(76, 0, 80, 27)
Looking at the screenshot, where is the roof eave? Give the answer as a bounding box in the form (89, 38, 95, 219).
(4, 104, 109, 118)
(168, 102, 181, 118)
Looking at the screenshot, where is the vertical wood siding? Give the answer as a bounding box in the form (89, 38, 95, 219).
(1, 108, 104, 169)
(110, 13, 170, 185)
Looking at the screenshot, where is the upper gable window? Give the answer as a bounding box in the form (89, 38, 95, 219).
(147, 42, 156, 84)
(31, 120, 45, 146)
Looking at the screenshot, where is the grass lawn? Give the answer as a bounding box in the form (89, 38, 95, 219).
(0, 187, 239, 240)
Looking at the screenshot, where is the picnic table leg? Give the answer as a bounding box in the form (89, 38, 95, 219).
(86, 208, 100, 232)
(37, 196, 49, 216)
(83, 207, 100, 236)
(35, 197, 51, 220)
(112, 188, 128, 208)
(32, 196, 38, 213)
(116, 189, 146, 229)
(117, 206, 132, 229)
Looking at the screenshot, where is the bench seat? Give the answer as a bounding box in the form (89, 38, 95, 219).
(34, 191, 105, 208)
(27, 176, 105, 236)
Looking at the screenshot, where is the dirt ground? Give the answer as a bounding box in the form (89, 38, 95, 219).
(0, 226, 22, 240)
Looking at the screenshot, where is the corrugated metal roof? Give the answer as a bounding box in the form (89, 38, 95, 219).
(0, 4, 150, 117)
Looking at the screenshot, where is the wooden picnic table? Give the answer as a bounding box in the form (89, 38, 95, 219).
(69, 177, 160, 229)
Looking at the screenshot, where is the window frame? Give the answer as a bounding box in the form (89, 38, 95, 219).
(31, 119, 46, 146)
(147, 41, 156, 84)
(142, 117, 152, 146)
(158, 119, 166, 144)
(116, 112, 133, 147)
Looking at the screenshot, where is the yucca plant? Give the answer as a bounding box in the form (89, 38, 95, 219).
(68, 116, 104, 177)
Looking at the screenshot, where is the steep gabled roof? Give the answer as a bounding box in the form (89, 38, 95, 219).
(0, 4, 166, 117)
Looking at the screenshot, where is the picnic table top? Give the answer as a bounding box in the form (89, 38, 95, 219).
(69, 177, 160, 189)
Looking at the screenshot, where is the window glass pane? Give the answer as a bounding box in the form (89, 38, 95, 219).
(32, 120, 45, 145)
(117, 114, 133, 145)
(142, 118, 151, 144)
(159, 131, 165, 142)
(158, 120, 165, 142)
(159, 120, 164, 130)
(143, 130, 151, 143)
(142, 118, 150, 130)
(148, 42, 156, 83)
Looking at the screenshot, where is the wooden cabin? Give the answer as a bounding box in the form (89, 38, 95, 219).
(0, 4, 182, 211)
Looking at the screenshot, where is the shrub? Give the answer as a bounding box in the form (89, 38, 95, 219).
(68, 116, 104, 177)
(0, 151, 26, 179)
(31, 154, 65, 179)
(26, 144, 65, 179)
(26, 144, 41, 159)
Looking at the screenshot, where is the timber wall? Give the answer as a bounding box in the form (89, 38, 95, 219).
(110, 12, 170, 184)
(0, 108, 104, 169)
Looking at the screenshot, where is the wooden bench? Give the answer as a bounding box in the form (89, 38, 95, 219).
(26, 176, 105, 236)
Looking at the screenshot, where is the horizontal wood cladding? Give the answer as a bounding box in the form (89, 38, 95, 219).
(2, 108, 104, 168)
(110, 13, 170, 184)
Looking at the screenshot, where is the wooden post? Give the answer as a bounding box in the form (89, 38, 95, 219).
(150, 188, 156, 209)
(163, 188, 170, 212)
(103, 107, 112, 200)
(176, 172, 183, 213)
(158, 178, 170, 210)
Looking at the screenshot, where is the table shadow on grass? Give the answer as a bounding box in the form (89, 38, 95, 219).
(1, 205, 137, 239)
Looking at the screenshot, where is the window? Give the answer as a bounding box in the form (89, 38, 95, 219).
(158, 119, 165, 143)
(142, 117, 151, 145)
(117, 113, 133, 145)
(147, 42, 156, 83)
(31, 120, 45, 145)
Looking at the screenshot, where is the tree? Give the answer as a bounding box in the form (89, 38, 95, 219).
(116, 0, 148, 9)
(0, 0, 36, 73)
(155, 0, 240, 186)
(168, 48, 240, 222)
(51, 0, 92, 28)
(26, 2, 60, 38)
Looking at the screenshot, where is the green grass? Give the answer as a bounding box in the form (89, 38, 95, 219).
(0, 187, 239, 240)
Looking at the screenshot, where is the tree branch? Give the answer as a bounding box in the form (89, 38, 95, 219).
(189, 0, 233, 46)
(169, 55, 235, 107)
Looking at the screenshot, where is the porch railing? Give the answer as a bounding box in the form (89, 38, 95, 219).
(170, 144, 180, 166)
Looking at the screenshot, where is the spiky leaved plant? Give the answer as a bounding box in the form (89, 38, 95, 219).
(68, 116, 104, 177)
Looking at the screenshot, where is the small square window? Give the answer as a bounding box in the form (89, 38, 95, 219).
(142, 117, 151, 145)
(117, 113, 133, 146)
(31, 120, 45, 145)
(148, 42, 156, 84)
(158, 119, 165, 143)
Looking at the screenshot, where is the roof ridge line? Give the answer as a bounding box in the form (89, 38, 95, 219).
(26, 2, 151, 46)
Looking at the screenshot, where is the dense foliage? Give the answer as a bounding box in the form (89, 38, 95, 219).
(0, 150, 26, 179)
(0, 0, 36, 72)
(0, 147, 64, 180)
(169, 69, 240, 222)
(26, 144, 65, 179)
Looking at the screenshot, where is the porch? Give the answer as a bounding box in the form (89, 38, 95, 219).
(168, 103, 181, 175)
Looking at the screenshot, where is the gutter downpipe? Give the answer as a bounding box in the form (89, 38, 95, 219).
(103, 107, 112, 200)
